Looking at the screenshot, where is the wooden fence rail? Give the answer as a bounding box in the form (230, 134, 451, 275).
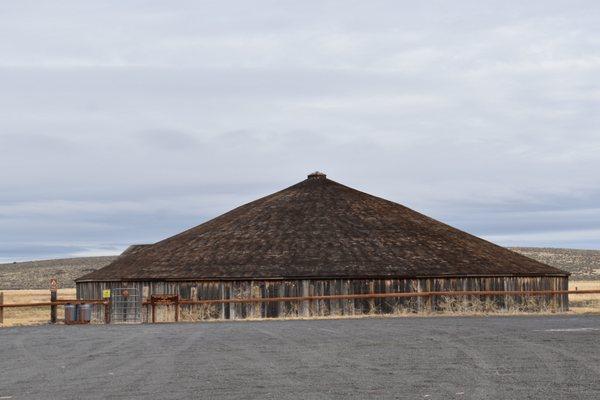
(0, 298, 108, 324)
(171, 289, 600, 305)
(1, 290, 600, 324)
(0, 299, 107, 308)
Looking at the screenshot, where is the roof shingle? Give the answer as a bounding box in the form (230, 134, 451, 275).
(77, 174, 568, 282)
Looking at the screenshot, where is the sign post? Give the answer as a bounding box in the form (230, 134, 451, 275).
(50, 278, 58, 324)
(103, 289, 111, 324)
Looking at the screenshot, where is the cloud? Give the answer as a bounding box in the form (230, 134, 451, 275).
(1, 0, 600, 260)
(135, 129, 199, 150)
(0, 133, 74, 153)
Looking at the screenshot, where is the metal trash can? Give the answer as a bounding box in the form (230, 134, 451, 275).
(77, 304, 92, 324)
(64, 304, 77, 324)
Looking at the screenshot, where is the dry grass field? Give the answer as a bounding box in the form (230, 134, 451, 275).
(2, 283, 600, 327)
(0, 289, 76, 327)
(568, 280, 600, 313)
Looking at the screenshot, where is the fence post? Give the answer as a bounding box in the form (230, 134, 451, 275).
(0, 292, 4, 325)
(50, 289, 57, 324)
(49, 278, 58, 324)
(175, 295, 179, 322)
(429, 292, 434, 312)
(302, 280, 310, 317)
(151, 298, 156, 323)
(104, 300, 111, 324)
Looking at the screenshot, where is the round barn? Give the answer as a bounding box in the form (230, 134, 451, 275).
(76, 172, 569, 320)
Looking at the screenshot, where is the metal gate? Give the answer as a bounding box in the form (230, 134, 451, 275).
(111, 288, 142, 323)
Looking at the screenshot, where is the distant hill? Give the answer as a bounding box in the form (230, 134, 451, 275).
(510, 248, 600, 280)
(0, 256, 117, 290)
(1, 247, 599, 290)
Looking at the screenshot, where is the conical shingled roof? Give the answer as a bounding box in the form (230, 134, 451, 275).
(77, 173, 567, 282)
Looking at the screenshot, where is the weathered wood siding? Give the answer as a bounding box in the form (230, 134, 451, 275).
(77, 276, 569, 322)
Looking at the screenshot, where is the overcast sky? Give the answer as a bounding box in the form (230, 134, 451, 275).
(1, 1, 599, 262)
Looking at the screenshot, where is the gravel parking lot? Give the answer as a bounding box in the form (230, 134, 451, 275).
(1, 315, 600, 399)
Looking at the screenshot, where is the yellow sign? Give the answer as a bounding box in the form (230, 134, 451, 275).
(102, 289, 111, 299)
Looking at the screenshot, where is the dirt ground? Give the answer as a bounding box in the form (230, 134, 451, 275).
(2, 315, 600, 399)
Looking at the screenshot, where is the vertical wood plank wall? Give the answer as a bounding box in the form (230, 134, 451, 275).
(77, 276, 568, 322)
